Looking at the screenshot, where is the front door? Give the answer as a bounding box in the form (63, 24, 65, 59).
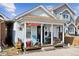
(53, 25, 63, 45)
(43, 24, 51, 45)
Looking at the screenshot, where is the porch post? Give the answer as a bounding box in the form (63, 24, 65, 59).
(24, 22, 26, 48)
(51, 24, 53, 45)
(62, 25, 64, 43)
(41, 24, 43, 46)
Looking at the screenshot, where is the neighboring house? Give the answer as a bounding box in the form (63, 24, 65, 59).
(0, 13, 7, 51)
(0, 13, 14, 51)
(49, 4, 76, 35)
(75, 16, 79, 35)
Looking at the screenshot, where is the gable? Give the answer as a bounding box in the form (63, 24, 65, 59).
(30, 8, 50, 17)
(69, 24, 74, 27)
(62, 10, 71, 15)
(67, 22, 75, 27)
(15, 5, 56, 20)
(53, 4, 75, 16)
(62, 10, 74, 21)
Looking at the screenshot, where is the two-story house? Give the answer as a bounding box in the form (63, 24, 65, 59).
(50, 4, 76, 35)
(75, 16, 79, 35)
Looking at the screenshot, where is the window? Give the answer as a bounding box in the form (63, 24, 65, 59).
(63, 14, 69, 19)
(45, 31, 47, 36)
(68, 27, 73, 32)
(68, 25, 74, 33)
(26, 26, 31, 38)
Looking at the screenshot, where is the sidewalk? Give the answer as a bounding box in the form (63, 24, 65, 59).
(21, 47, 79, 56)
(0, 46, 79, 56)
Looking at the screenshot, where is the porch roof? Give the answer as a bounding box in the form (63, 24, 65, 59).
(25, 14, 53, 19)
(18, 14, 66, 24)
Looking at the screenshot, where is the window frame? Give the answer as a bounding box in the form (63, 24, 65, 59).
(63, 14, 69, 19)
(26, 26, 31, 39)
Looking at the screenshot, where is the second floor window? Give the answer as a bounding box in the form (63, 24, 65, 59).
(63, 14, 69, 19)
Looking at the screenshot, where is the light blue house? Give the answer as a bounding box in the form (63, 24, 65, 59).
(13, 4, 76, 49)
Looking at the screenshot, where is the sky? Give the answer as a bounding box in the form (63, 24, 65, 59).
(0, 3, 79, 19)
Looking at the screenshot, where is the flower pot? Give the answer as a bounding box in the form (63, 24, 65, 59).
(26, 40, 31, 48)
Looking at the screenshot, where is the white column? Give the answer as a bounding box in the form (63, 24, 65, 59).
(51, 24, 53, 45)
(41, 24, 43, 46)
(24, 22, 26, 48)
(62, 25, 64, 43)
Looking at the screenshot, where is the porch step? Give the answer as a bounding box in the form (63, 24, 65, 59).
(41, 46, 55, 51)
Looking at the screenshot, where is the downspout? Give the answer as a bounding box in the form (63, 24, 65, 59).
(0, 22, 1, 52)
(0, 21, 4, 52)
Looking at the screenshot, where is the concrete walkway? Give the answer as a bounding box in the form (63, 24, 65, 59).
(21, 47, 79, 56)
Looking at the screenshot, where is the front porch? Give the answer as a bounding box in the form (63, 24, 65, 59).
(24, 22, 64, 49)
